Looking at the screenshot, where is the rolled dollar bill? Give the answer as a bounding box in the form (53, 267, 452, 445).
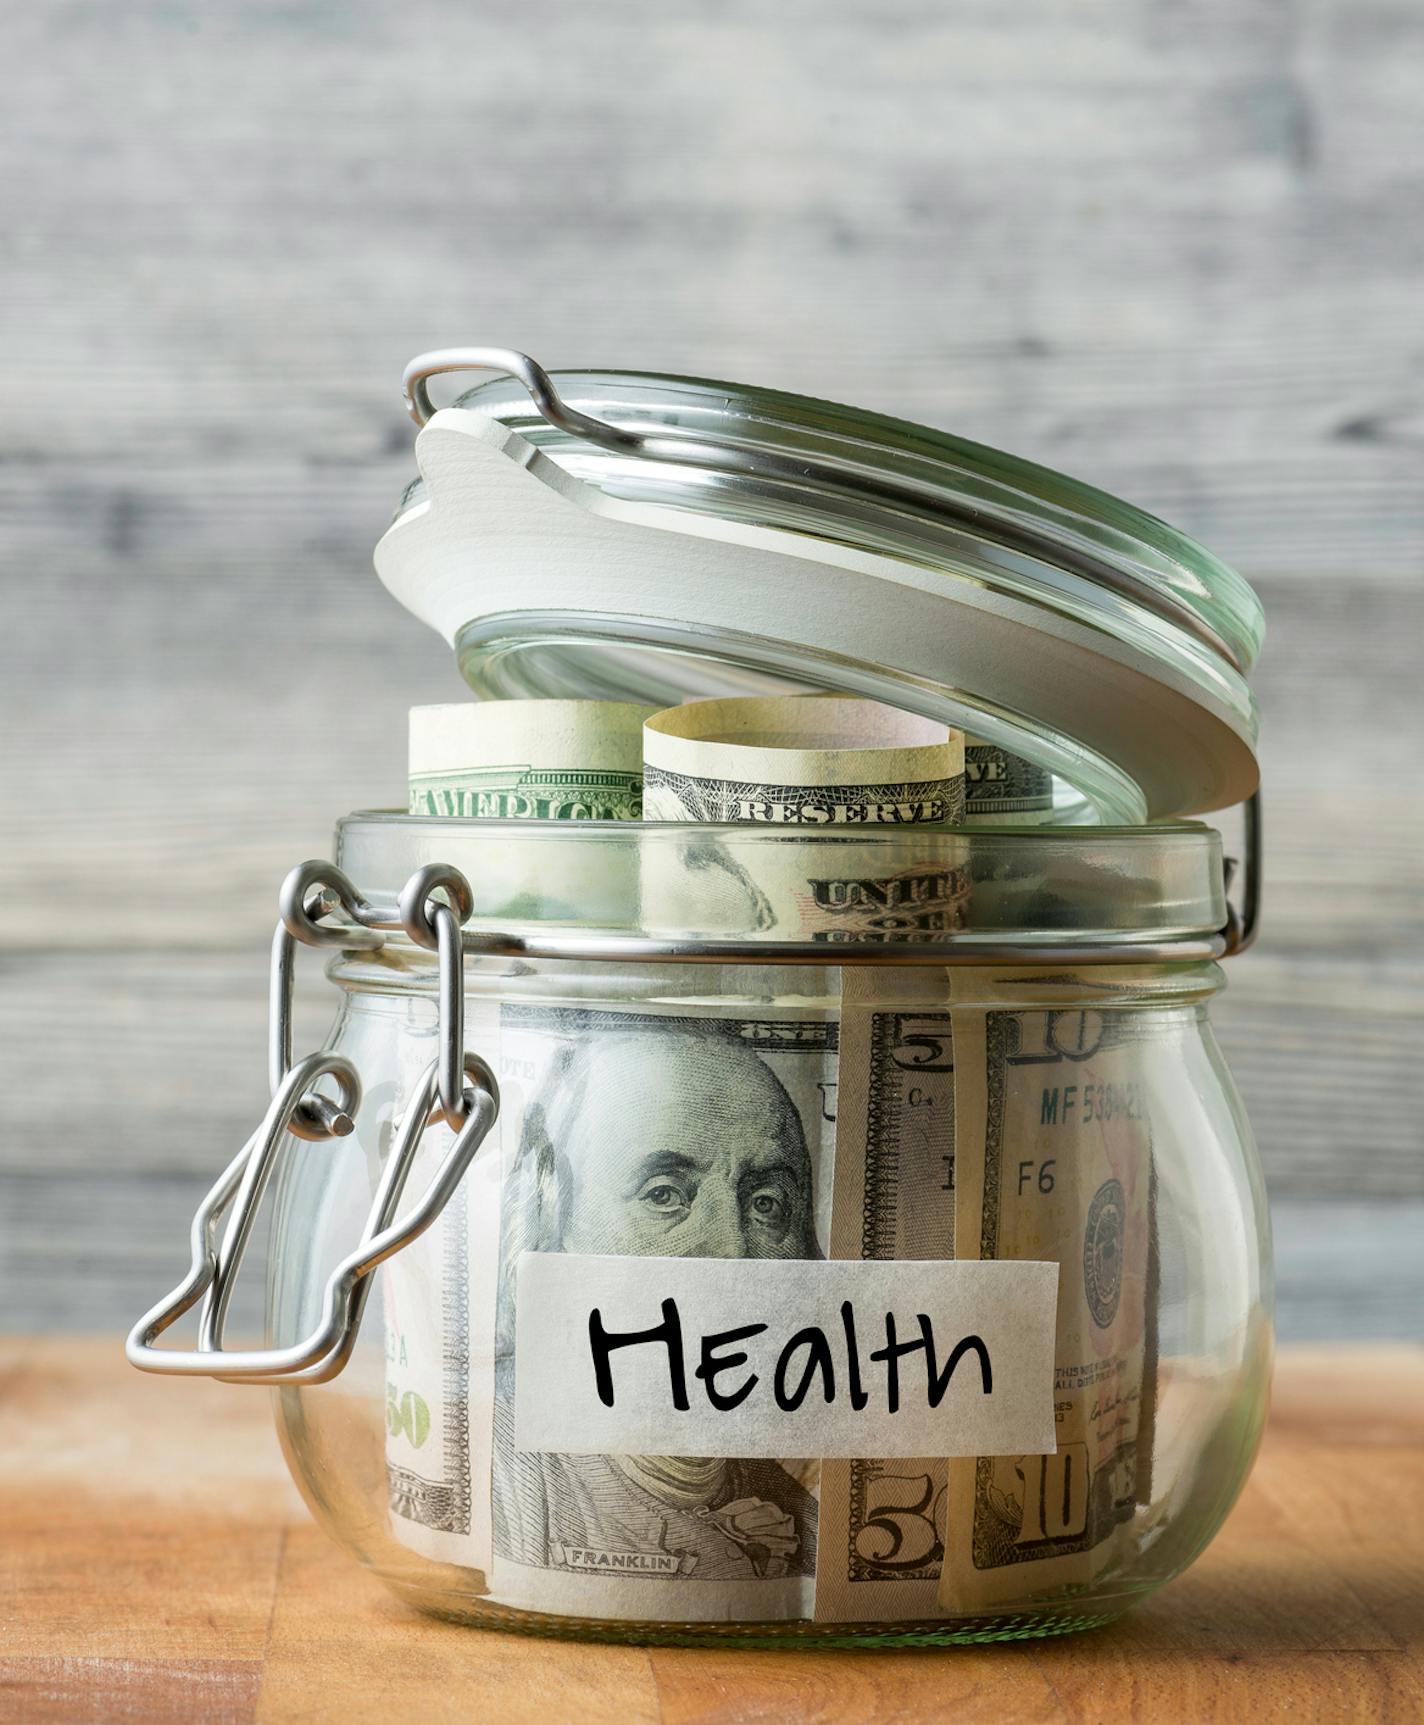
(641, 695, 968, 1623)
(409, 699, 656, 820)
(814, 969, 956, 1623)
(389, 698, 653, 1585)
(939, 1004, 1153, 1611)
(641, 696, 968, 945)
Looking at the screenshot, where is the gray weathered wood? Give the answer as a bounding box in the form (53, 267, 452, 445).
(1, 0, 1421, 1333)
(1, 943, 1419, 1198)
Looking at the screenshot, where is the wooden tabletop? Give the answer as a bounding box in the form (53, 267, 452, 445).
(1, 1341, 1420, 1723)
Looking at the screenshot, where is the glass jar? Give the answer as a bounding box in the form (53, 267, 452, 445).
(128, 349, 1270, 1650)
(256, 814, 1270, 1647)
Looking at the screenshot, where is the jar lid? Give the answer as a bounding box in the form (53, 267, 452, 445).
(375, 350, 1263, 822)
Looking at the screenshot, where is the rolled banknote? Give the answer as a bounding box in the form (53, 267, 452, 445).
(939, 1003, 1153, 1611)
(406, 699, 657, 925)
(642, 695, 971, 1623)
(813, 968, 956, 1623)
(388, 699, 653, 1582)
(641, 696, 968, 944)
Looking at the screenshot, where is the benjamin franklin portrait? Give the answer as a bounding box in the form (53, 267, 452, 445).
(492, 1021, 824, 1584)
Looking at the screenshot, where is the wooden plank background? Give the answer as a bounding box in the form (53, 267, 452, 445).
(1, 0, 1420, 1336)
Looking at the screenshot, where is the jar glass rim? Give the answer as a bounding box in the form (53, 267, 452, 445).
(334, 810, 1228, 954)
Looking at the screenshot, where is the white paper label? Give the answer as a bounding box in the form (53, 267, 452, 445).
(513, 1253, 1058, 1459)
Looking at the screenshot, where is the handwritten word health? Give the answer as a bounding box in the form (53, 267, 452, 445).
(513, 1254, 1058, 1460)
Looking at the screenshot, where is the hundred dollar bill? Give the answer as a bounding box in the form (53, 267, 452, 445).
(489, 1000, 838, 1622)
(963, 737, 1054, 826)
(409, 699, 656, 819)
(642, 696, 968, 943)
(940, 1005, 1153, 1611)
(814, 969, 956, 1622)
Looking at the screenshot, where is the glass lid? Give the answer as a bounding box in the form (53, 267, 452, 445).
(376, 350, 1264, 824)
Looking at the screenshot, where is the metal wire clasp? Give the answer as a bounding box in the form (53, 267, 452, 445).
(126, 863, 499, 1384)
